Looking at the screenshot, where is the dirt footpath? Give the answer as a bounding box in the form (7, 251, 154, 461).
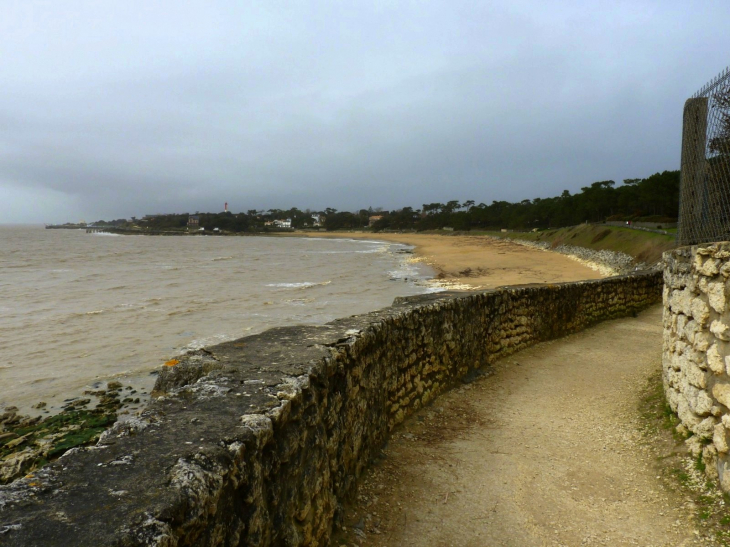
(334, 305, 705, 547)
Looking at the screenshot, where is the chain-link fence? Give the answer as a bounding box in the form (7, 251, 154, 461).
(678, 66, 730, 246)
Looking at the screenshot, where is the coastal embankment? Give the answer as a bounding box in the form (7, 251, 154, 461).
(481, 223, 676, 266)
(0, 270, 661, 545)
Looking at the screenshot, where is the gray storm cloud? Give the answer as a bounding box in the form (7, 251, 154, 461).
(1, 0, 729, 223)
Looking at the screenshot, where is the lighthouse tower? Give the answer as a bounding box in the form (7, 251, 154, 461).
(224, 202, 228, 213)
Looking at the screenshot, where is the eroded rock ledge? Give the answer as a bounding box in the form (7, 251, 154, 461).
(0, 273, 661, 546)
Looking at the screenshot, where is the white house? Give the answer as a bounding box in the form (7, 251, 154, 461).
(273, 219, 292, 228)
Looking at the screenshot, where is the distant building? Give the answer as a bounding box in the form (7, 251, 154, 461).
(368, 215, 383, 227)
(273, 219, 292, 228)
(188, 215, 200, 229)
(311, 214, 323, 227)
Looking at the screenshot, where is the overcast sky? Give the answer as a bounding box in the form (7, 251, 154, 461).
(1, 1, 729, 223)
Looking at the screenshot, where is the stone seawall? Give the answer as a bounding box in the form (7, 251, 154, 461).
(663, 243, 730, 490)
(0, 273, 661, 546)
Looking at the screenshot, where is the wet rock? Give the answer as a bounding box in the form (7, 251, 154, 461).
(0, 403, 121, 485)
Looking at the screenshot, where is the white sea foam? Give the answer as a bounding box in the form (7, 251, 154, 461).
(284, 297, 316, 305)
(388, 261, 421, 279)
(311, 250, 360, 254)
(355, 246, 389, 254)
(180, 333, 237, 352)
(425, 280, 473, 291)
(265, 281, 331, 289)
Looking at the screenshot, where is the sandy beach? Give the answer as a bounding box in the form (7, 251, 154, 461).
(296, 232, 604, 289)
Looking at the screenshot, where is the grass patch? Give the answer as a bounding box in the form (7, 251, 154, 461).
(639, 370, 730, 544)
(590, 228, 612, 243)
(696, 452, 707, 473)
(640, 369, 683, 439)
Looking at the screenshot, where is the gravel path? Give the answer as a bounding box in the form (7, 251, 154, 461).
(334, 305, 704, 547)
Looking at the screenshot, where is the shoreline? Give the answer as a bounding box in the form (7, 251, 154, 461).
(287, 231, 606, 289)
(70, 227, 615, 287)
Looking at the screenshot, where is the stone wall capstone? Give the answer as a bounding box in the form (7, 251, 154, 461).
(0, 272, 662, 546)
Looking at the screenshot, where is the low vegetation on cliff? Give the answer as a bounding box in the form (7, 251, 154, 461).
(482, 224, 676, 265)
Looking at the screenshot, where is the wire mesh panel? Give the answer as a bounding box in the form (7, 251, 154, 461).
(678, 66, 730, 246)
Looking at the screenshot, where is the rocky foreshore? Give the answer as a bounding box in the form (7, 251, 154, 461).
(501, 237, 659, 276)
(0, 382, 141, 484)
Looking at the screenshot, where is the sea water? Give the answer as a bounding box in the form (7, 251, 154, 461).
(0, 226, 435, 414)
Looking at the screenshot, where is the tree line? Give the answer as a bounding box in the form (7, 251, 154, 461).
(93, 169, 679, 233)
(335, 170, 679, 232)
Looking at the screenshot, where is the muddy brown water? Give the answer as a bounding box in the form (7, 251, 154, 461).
(0, 226, 433, 415)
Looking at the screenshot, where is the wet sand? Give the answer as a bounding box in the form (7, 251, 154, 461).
(295, 232, 604, 288)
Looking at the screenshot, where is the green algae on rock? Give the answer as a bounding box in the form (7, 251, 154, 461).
(0, 388, 123, 484)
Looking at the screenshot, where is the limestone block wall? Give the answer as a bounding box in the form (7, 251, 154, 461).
(0, 273, 662, 546)
(663, 243, 730, 488)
